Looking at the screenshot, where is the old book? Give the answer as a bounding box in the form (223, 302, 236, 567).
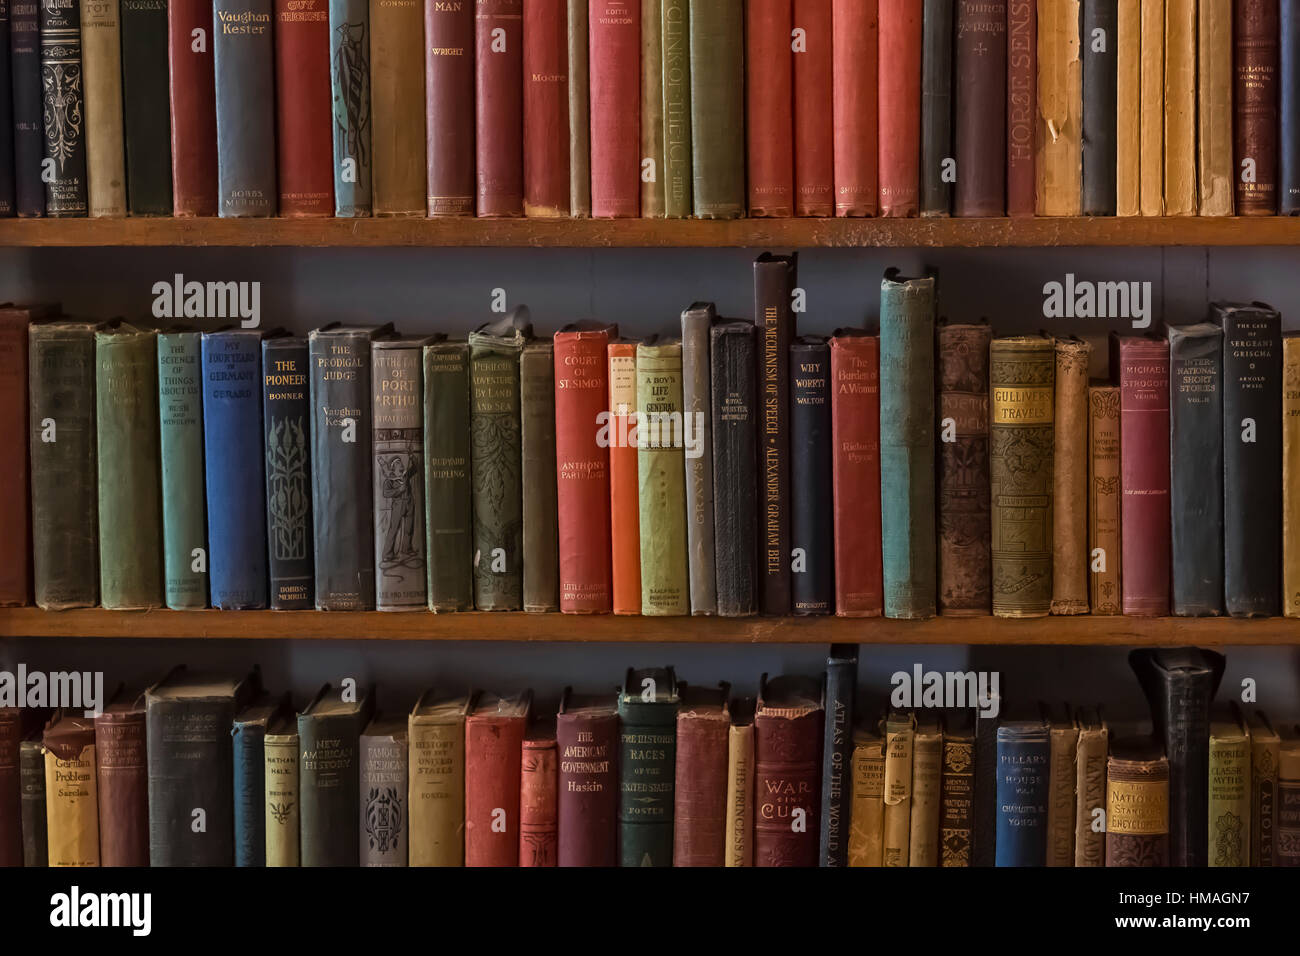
(1007, 0, 1036, 215)
(833, 0, 879, 216)
(299, 683, 374, 867)
(661, 0, 690, 217)
(557, 688, 619, 866)
(793, 0, 833, 216)
(520, 717, 557, 866)
(1161, 0, 1196, 214)
(408, 690, 469, 867)
(1035, 0, 1081, 215)
(908, 713, 941, 867)
(939, 710, 974, 866)
(711, 320, 758, 616)
(725, 697, 755, 866)
(1208, 710, 1251, 867)
(96, 323, 163, 610)
(80, 0, 126, 217)
(168, 0, 218, 216)
(263, 712, 299, 866)
(617, 667, 678, 866)
(1234, 0, 1280, 214)
(273, 0, 331, 216)
(820, 647, 856, 865)
(880, 270, 936, 619)
(681, 305, 717, 614)
(262, 336, 313, 610)
(830, 330, 882, 616)
(755, 253, 797, 614)
(1130, 647, 1226, 866)
(954, 0, 1006, 216)
(521, 341, 559, 612)
(423, 340, 473, 611)
(1115, 0, 1140, 215)
(1215, 302, 1283, 617)
(372, 337, 431, 611)
(1073, 706, 1108, 866)
(790, 336, 832, 614)
(848, 722, 885, 866)
(567, 0, 590, 216)
(964, 670, 997, 864)
(878, 0, 921, 216)
(95, 688, 148, 867)
(1081, 0, 1117, 214)
(636, 338, 689, 615)
(328, 0, 372, 217)
(937, 321, 991, 616)
(465, 692, 530, 867)
(1246, 708, 1279, 867)
(1105, 736, 1170, 866)
(1285, 2, 1300, 213)
(43, 713, 97, 866)
(157, 329, 207, 609)
(369, 0, 425, 216)
(0, 4, 10, 216)
(1087, 383, 1121, 614)
(1199, 0, 1233, 214)
(1051, 337, 1090, 614)
(589, 0, 639, 217)
(881, 709, 913, 866)
(11, 0, 44, 217)
(1138, 0, 1163, 215)
(989, 335, 1054, 618)
(994, 718, 1049, 866)
(213, 0, 276, 215)
(21, 732, 48, 865)
(608, 339, 641, 614)
(1045, 705, 1078, 866)
(673, 683, 730, 866)
(360, 714, 408, 866)
(554, 322, 615, 613)
(0, 711, 23, 865)
(0, 306, 42, 603)
(920, 0, 953, 217)
(120, 0, 172, 214)
(1279, 731, 1300, 866)
(1287, 335, 1300, 616)
(755, 675, 823, 867)
(425, 0, 473, 216)
(39, 0, 88, 215)
(233, 693, 281, 867)
(745, 0, 793, 215)
(640, 0, 663, 218)
(1167, 323, 1225, 616)
(202, 328, 268, 610)
(476, 0, 524, 216)
(523, 0, 570, 217)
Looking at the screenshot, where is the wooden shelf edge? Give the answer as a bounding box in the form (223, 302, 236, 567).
(1, 608, 1298, 645)
(0, 216, 1297, 248)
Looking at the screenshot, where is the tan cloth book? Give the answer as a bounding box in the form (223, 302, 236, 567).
(848, 724, 885, 866)
(1163, 0, 1198, 215)
(1035, 0, 1082, 215)
(1139, 0, 1165, 215)
(1116, 0, 1142, 215)
(724, 698, 754, 867)
(408, 689, 470, 866)
(1198, 0, 1234, 216)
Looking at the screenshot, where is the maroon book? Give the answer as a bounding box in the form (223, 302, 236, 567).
(1006, 0, 1036, 217)
(476, 0, 525, 217)
(273, 0, 334, 216)
(831, 0, 878, 217)
(168, 0, 219, 216)
(0, 709, 22, 866)
(0, 306, 42, 606)
(426, 0, 477, 216)
(753, 674, 823, 867)
(954, 0, 1007, 216)
(95, 690, 149, 867)
(464, 693, 530, 867)
(672, 685, 730, 866)
(520, 718, 558, 866)
(878, 0, 921, 217)
(746, 0, 794, 216)
(793, 0, 834, 216)
(523, 0, 570, 216)
(1113, 334, 1171, 616)
(829, 331, 883, 616)
(556, 690, 618, 866)
(588, 0, 639, 217)
(1234, 0, 1280, 215)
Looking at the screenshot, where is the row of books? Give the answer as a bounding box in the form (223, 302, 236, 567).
(1, 1, 1289, 221)
(1, 648, 1287, 867)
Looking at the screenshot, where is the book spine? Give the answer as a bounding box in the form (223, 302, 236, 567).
(617, 697, 677, 866)
(360, 731, 407, 865)
(44, 740, 98, 865)
(1073, 728, 1108, 865)
(1278, 749, 1300, 866)
(372, 345, 428, 610)
(1117, 338, 1171, 614)
(661, 0, 691, 217)
(556, 711, 618, 866)
(725, 721, 753, 865)
(848, 736, 884, 865)
(0, 0, 14, 216)
(202, 333, 269, 609)
(521, 343, 559, 612)
(919, 0, 952, 217)
(1251, 731, 1278, 866)
(299, 713, 362, 866)
(879, 273, 936, 619)
(881, 718, 912, 865)
(1168, 327, 1225, 616)
(1081, 0, 1117, 214)
(792, 0, 832, 216)
(878, 0, 921, 216)
(790, 339, 832, 614)
(1161, 668, 1216, 866)
(673, 709, 728, 866)
(1051, 339, 1090, 614)
(832, 0, 878, 217)
(608, 342, 641, 613)
(0, 313, 29, 604)
(1221, 307, 1283, 616)
(994, 730, 1049, 866)
(710, 323, 758, 616)
(1208, 731, 1250, 866)
(168, 0, 219, 216)
(1198, 0, 1233, 215)
(755, 255, 795, 614)
(11, 0, 44, 215)
(29, 326, 99, 609)
(1287, 338, 1300, 616)
(636, 342, 689, 615)
(1115, 0, 1139, 215)
(20, 740, 47, 864)
(262, 340, 314, 610)
(469, 333, 524, 610)
(953, 0, 1006, 216)
(688, 0, 743, 218)
(754, 709, 822, 866)
(232, 720, 265, 866)
(79, 0, 126, 218)
(1087, 385, 1121, 613)
(939, 733, 973, 866)
(465, 716, 525, 866)
(1035, 0, 1081, 215)
(369, 0, 425, 215)
(523, 0, 570, 217)
(157, 331, 209, 610)
(744, 0, 793, 215)
(1285, 0, 1300, 212)
(273, 0, 333, 216)
(908, 726, 941, 866)
(519, 735, 558, 866)
(147, 698, 236, 865)
(213, 0, 277, 216)
(264, 733, 299, 865)
(1138, 0, 1162, 215)
(328, 0, 372, 217)
(588, 0, 638, 217)
(640, 0, 663, 217)
(936, 324, 992, 616)
(1163, 0, 1196, 215)
(96, 330, 163, 609)
(1006, 0, 1035, 216)
(1046, 723, 1078, 865)
(424, 0, 473, 216)
(681, 309, 717, 614)
(310, 331, 376, 610)
(1105, 755, 1170, 865)
(820, 655, 854, 865)
(423, 343, 473, 610)
(830, 335, 882, 616)
(1235, 0, 1280, 215)
(567, 0, 590, 216)
(0, 713, 19, 864)
(120, 0, 172, 215)
(39, 0, 88, 215)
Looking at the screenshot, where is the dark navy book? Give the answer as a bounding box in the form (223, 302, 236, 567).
(262, 337, 314, 609)
(819, 644, 857, 866)
(0, 0, 16, 215)
(994, 720, 1050, 866)
(10, 0, 43, 215)
(790, 336, 833, 615)
(201, 328, 269, 608)
(213, 0, 276, 216)
(232, 694, 282, 867)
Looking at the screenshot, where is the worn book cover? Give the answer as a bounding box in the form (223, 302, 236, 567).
(262, 336, 314, 609)
(407, 689, 470, 866)
(369, 0, 425, 216)
(465, 692, 530, 866)
(711, 321, 759, 616)
(745, 0, 793, 216)
(158, 329, 208, 609)
(39, 0, 89, 215)
(939, 710, 974, 867)
(213, 0, 277, 215)
(233, 693, 282, 867)
(994, 718, 1050, 866)
(830, 330, 882, 616)
(920, 0, 953, 217)
(609, 339, 641, 613)
(1115, 0, 1140, 215)
(1163, 0, 1196, 215)
(908, 712, 941, 866)
(299, 683, 374, 867)
(754, 676, 823, 867)
(520, 716, 558, 866)
(1245, 708, 1279, 867)
(689, 0, 744, 217)
(1138, 0, 1164, 215)
(881, 709, 914, 866)
(681, 305, 718, 614)
(1087, 383, 1121, 614)
(360, 714, 408, 866)
(640, 0, 663, 218)
(790, 336, 833, 614)
(263, 711, 299, 866)
(1073, 706, 1108, 866)
(328, 0, 372, 217)
(1234, 0, 1280, 214)
(1051, 337, 1090, 614)
(1278, 730, 1300, 866)
(80, 0, 127, 217)
(521, 340, 559, 612)
(636, 338, 690, 615)
(1105, 736, 1169, 866)
(848, 722, 885, 866)
(1045, 704, 1079, 865)
(1285, 334, 1300, 616)
(556, 688, 619, 866)
(425, 0, 473, 216)
(423, 340, 473, 611)
(673, 683, 730, 867)
(1199, 0, 1233, 215)
(754, 253, 797, 614)
(725, 697, 754, 866)
(820, 647, 856, 866)
(617, 667, 679, 866)
(1035, 0, 1081, 215)
(43, 712, 98, 866)
(954, 0, 1006, 216)
(661, 0, 691, 218)
(1208, 710, 1251, 867)
(95, 687, 148, 866)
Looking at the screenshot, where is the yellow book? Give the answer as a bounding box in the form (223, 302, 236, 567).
(848, 725, 885, 866)
(1208, 712, 1251, 867)
(908, 714, 941, 866)
(1198, 0, 1234, 216)
(1285, 336, 1300, 616)
(1035, 0, 1082, 215)
(881, 710, 914, 866)
(1139, 0, 1164, 215)
(1116, 0, 1142, 215)
(264, 714, 299, 867)
(1163, 0, 1197, 215)
(724, 701, 754, 867)
(43, 714, 99, 867)
(408, 690, 470, 866)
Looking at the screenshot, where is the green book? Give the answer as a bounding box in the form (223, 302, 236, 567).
(636, 338, 689, 615)
(661, 0, 692, 217)
(424, 340, 473, 611)
(157, 329, 208, 609)
(1208, 710, 1251, 867)
(641, 0, 665, 218)
(617, 666, 679, 866)
(688, 0, 744, 218)
(95, 323, 163, 609)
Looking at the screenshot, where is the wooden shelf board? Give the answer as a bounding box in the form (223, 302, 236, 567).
(0, 216, 1296, 248)
(1, 608, 1297, 645)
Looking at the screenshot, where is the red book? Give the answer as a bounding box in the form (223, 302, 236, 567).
(746, 0, 794, 216)
(556, 691, 618, 866)
(607, 341, 640, 614)
(753, 675, 823, 867)
(877, 0, 921, 217)
(831, 0, 878, 217)
(793, 0, 833, 216)
(464, 693, 530, 867)
(273, 0, 334, 216)
(672, 685, 730, 867)
(1006, 0, 1036, 217)
(168, 0, 218, 216)
(588, 0, 639, 217)
(426, 0, 476, 216)
(523, 0, 570, 216)
(0, 710, 21, 865)
(830, 332, 883, 616)
(476, 0, 525, 217)
(0, 307, 34, 606)
(519, 718, 558, 866)
(95, 693, 149, 867)
(554, 323, 616, 613)
(1113, 334, 1171, 616)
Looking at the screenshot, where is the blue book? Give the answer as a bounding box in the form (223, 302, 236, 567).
(9, 0, 43, 216)
(994, 720, 1050, 867)
(1283, 2, 1300, 214)
(232, 695, 281, 866)
(328, 0, 372, 217)
(213, 0, 276, 216)
(201, 328, 269, 608)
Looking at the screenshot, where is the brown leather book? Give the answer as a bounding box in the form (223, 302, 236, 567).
(425, 0, 476, 215)
(476, 0, 525, 217)
(1045, 704, 1078, 866)
(1007, 0, 1037, 216)
(1051, 337, 1091, 614)
(1073, 706, 1108, 866)
(954, 0, 1007, 216)
(371, 0, 427, 216)
(0, 709, 23, 865)
(881, 708, 913, 865)
(1246, 707, 1279, 867)
(1105, 736, 1170, 866)
(1087, 383, 1122, 614)
(672, 683, 730, 866)
(465, 691, 530, 866)
(95, 687, 148, 866)
(848, 722, 885, 866)
(1036, 0, 1081, 215)
(0, 306, 49, 605)
(725, 697, 755, 866)
(1234, 0, 1280, 215)
(523, 0, 570, 217)
(754, 675, 823, 867)
(43, 712, 99, 867)
(519, 716, 558, 866)
(908, 712, 941, 866)
(1279, 729, 1300, 867)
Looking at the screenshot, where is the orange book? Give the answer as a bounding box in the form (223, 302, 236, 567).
(608, 341, 641, 614)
